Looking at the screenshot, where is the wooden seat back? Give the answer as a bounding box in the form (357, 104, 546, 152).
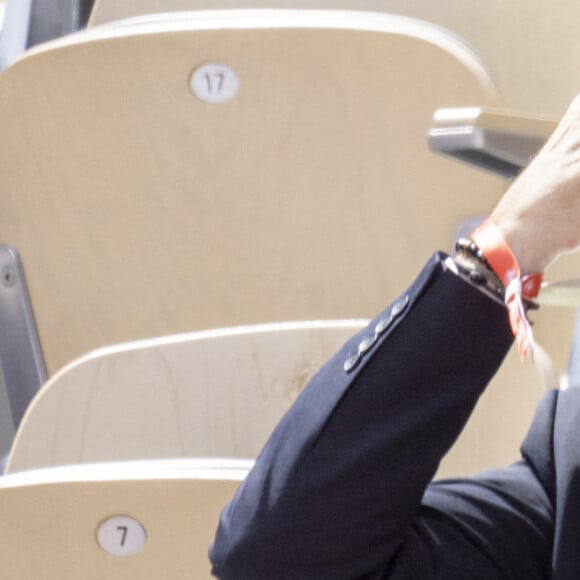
(0, 11, 503, 373)
(0, 459, 250, 579)
(6, 321, 365, 472)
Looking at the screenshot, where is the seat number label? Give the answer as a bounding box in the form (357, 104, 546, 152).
(97, 515, 147, 557)
(190, 63, 239, 103)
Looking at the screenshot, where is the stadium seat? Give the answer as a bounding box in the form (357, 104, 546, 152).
(86, 1, 580, 118)
(0, 11, 557, 477)
(0, 10, 504, 373)
(6, 320, 366, 473)
(0, 458, 250, 579)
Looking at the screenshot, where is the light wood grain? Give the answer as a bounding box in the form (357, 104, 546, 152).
(6, 321, 366, 472)
(0, 459, 249, 579)
(89, 1, 580, 115)
(1, 11, 503, 374)
(2, 12, 558, 478)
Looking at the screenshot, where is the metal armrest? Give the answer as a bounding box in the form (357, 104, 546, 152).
(428, 107, 558, 177)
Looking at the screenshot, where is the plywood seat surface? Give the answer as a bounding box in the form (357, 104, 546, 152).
(1, 10, 559, 480)
(6, 320, 366, 472)
(0, 10, 504, 373)
(0, 458, 250, 579)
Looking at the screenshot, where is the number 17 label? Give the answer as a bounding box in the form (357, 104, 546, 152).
(190, 63, 240, 104)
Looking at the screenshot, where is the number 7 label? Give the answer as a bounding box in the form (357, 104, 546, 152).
(97, 516, 147, 557)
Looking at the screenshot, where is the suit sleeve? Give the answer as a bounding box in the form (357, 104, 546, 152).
(209, 253, 555, 579)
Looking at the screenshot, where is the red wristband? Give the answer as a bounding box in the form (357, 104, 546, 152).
(470, 219, 543, 361)
(470, 219, 543, 298)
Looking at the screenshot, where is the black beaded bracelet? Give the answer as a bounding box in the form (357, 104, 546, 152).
(455, 237, 493, 271)
(454, 240, 539, 311)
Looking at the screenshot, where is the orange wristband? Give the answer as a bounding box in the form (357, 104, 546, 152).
(470, 219, 543, 361)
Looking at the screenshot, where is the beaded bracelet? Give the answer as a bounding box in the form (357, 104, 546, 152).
(455, 237, 493, 270)
(454, 247, 504, 298)
(455, 236, 539, 310)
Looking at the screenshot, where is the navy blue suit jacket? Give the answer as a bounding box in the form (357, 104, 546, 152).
(210, 253, 575, 579)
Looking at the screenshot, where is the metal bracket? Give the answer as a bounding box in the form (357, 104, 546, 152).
(0, 0, 96, 70)
(0, 245, 46, 428)
(428, 107, 558, 178)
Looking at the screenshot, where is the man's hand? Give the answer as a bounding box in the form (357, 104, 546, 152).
(491, 95, 580, 273)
